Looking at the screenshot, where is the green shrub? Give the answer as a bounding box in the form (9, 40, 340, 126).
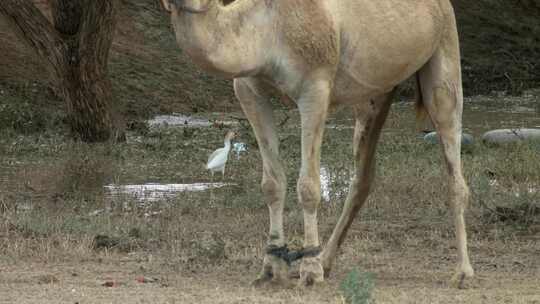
(340, 268, 375, 304)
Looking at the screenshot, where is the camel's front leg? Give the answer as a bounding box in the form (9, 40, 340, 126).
(234, 78, 289, 286)
(296, 80, 331, 286)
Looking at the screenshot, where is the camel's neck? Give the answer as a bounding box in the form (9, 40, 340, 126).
(170, 1, 274, 78)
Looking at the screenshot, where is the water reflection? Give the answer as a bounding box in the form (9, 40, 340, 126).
(326, 95, 540, 135)
(320, 166, 353, 203)
(104, 183, 234, 202)
(148, 114, 237, 128)
(1, 94, 538, 210)
(320, 167, 331, 202)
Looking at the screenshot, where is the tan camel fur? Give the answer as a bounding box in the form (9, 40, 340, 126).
(160, 0, 474, 288)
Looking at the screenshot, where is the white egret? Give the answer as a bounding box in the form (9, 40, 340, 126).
(206, 131, 235, 177)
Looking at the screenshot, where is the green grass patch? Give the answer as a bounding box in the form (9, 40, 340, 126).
(340, 268, 375, 304)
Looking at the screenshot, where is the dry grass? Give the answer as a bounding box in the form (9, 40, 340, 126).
(1, 1, 539, 301)
(1, 105, 539, 303)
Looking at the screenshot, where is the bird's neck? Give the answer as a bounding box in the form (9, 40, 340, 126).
(224, 138, 231, 149)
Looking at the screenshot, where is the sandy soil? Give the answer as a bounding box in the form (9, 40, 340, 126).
(1, 223, 539, 304)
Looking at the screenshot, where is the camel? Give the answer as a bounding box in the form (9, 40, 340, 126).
(159, 0, 474, 288)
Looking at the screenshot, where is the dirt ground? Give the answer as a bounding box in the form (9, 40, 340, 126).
(1, 209, 539, 304)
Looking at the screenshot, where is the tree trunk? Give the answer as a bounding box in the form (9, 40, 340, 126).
(0, 0, 122, 142)
(54, 0, 121, 142)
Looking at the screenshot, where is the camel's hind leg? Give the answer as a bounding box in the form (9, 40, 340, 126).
(234, 78, 289, 286)
(321, 91, 394, 275)
(418, 44, 474, 288)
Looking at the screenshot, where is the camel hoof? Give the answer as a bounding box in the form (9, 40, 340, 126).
(288, 269, 300, 279)
(321, 259, 332, 278)
(252, 275, 273, 287)
(451, 266, 474, 289)
(252, 272, 293, 289)
(298, 257, 324, 287)
(252, 254, 290, 287)
(251, 267, 273, 288)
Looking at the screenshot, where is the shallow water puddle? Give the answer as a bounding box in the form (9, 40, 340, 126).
(320, 166, 354, 203)
(148, 114, 237, 128)
(104, 182, 234, 202)
(320, 167, 331, 202)
(326, 95, 540, 135)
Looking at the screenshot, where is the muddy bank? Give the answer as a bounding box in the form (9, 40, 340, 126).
(453, 0, 540, 95)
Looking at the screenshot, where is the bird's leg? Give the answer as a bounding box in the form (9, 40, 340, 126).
(210, 171, 215, 202)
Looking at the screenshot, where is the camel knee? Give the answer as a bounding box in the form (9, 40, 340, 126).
(297, 177, 321, 213)
(450, 177, 470, 210)
(261, 175, 285, 204)
(460, 183, 470, 203)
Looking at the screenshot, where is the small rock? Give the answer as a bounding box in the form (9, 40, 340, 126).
(88, 209, 105, 217)
(136, 276, 159, 283)
(128, 228, 142, 238)
(35, 274, 59, 284)
(482, 128, 540, 145)
(143, 211, 162, 218)
(93, 235, 120, 250)
(101, 280, 120, 287)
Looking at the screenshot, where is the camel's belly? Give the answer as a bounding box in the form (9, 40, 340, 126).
(330, 0, 445, 105)
(331, 68, 393, 105)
